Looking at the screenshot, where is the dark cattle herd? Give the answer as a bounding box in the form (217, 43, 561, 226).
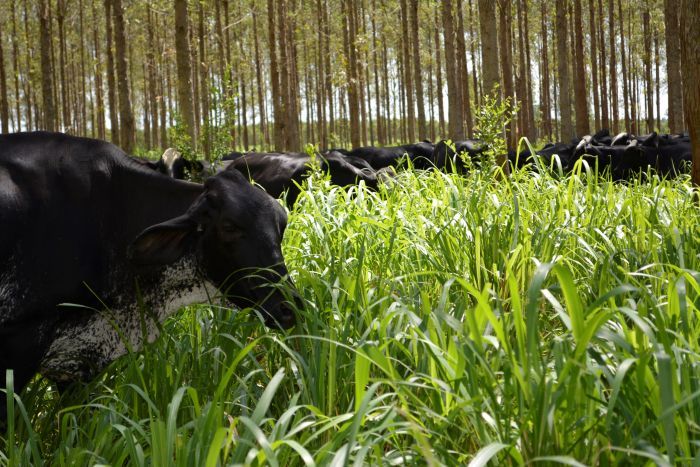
(144, 129, 692, 192)
(0, 128, 694, 425)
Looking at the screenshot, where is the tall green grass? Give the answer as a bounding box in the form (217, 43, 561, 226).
(3, 164, 700, 465)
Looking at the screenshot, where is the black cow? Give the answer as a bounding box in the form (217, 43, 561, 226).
(150, 148, 206, 180)
(433, 139, 490, 172)
(347, 141, 436, 170)
(227, 151, 384, 206)
(0, 132, 298, 422)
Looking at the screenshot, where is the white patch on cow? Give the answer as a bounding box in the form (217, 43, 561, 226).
(161, 148, 181, 167)
(39, 252, 217, 383)
(0, 255, 22, 325)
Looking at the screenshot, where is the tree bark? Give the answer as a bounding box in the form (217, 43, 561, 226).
(277, 0, 300, 151)
(113, 0, 134, 152)
(556, 0, 573, 140)
(597, 0, 609, 130)
(434, 4, 445, 137)
(10, 6, 21, 131)
(608, 0, 618, 132)
(618, 0, 630, 133)
(665, 0, 684, 132)
(444, 0, 465, 140)
(540, 1, 552, 139)
(175, 0, 196, 148)
(39, 0, 56, 131)
(56, 0, 69, 131)
(410, 0, 427, 139)
(400, 0, 415, 142)
(455, 2, 473, 137)
(92, 0, 106, 140)
(104, 0, 119, 144)
(478, 0, 500, 96)
(588, 0, 600, 131)
(679, 0, 700, 185)
(522, 0, 536, 140)
(498, 0, 515, 148)
(252, 10, 268, 148)
(267, 0, 283, 150)
(468, 0, 480, 108)
(78, 0, 87, 135)
(654, 29, 661, 131)
(198, 1, 209, 157)
(0, 16, 9, 133)
(371, 0, 383, 144)
(643, 6, 654, 132)
(573, 0, 589, 136)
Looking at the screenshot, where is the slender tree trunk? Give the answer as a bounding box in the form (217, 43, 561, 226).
(556, 0, 573, 140)
(410, 0, 427, 139)
(174, 0, 196, 148)
(444, 0, 465, 139)
(188, 20, 199, 146)
(289, 1, 301, 150)
(383, 42, 391, 143)
(516, 0, 532, 139)
(455, 2, 473, 136)
(371, 0, 383, 145)
(113, 0, 134, 151)
(588, 0, 600, 131)
(104, 0, 119, 144)
(654, 30, 661, 131)
(92, 0, 106, 139)
(142, 61, 150, 149)
(146, 8, 158, 149)
(0, 18, 9, 133)
(515, 0, 527, 137)
(434, 4, 445, 137)
(642, 6, 654, 132)
(541, 1, 552, 139)
(479, 0, 500, 95)
(252, 11, 268, 148)
(679, 0, 700, 185)
(618, 0, 630, 132)
(597, 0, 609, 130)
(573, 0, 589, 136)
(400, 0, 415, 142)
(357, 1, 368, 145)
(11, 6, 21, 131)
(498, 0, 515, 148)
(268, 0, 283, 150)
(39, 0, 56, 131)
(468, 0, 480, 108)
(78, 0, 87, 135)
(56, 0, 69, 131)
(197, 2, 210, 157)
(324, 0, 334, 142)
(608, 0, 618, 132)
(522, 0, 536, 139)
(349, 0, 364, 146)
(665, 0, 684, 132)
(22, 0, 34, 130)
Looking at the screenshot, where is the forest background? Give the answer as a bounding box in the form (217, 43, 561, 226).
(0, 0, 694, 161)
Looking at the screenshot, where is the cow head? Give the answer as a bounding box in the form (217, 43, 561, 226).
(128, 169, 298, 329)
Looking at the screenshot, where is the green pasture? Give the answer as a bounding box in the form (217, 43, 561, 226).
(3, 162, 700, 465)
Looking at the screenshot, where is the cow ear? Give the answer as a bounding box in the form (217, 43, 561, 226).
(642, 132, 659, 147)
(128, 215, 199, 266)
